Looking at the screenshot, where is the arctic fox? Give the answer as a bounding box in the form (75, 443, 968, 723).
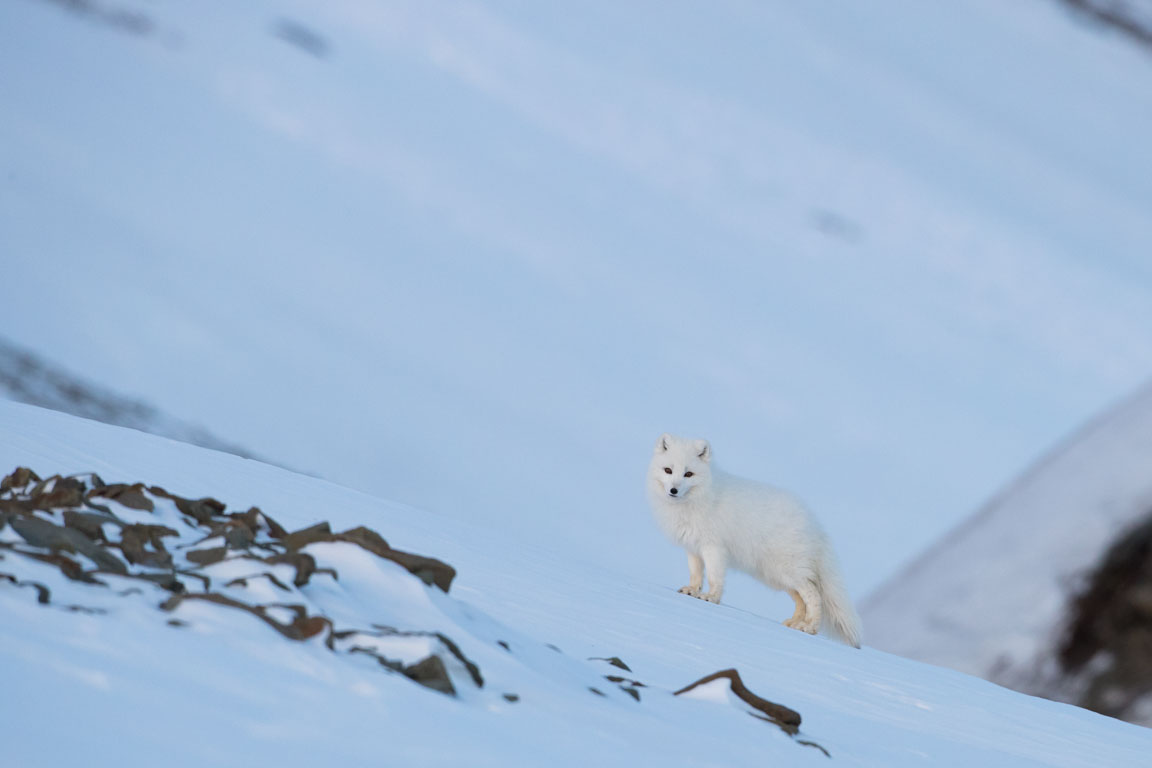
(647, 433, 862, 648)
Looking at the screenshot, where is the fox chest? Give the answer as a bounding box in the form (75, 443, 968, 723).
(654, 503, 717, 549)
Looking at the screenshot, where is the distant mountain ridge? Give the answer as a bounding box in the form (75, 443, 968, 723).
(1056, 0, 1152, 53)
(0, 335, 256, 461)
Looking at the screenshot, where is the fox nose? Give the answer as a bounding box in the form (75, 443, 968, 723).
(670, 487, 679, 496)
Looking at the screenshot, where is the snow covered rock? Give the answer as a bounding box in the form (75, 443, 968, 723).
(1050, 511, 1152, 722)
(0, 466, 477, 696)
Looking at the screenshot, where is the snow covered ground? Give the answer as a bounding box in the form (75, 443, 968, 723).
(4, 0, 1152, 619)
(4, 401, 1152, 767)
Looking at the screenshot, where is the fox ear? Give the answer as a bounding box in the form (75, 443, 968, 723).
(656, 433, 672, 453)
(694, 439, 711, 462)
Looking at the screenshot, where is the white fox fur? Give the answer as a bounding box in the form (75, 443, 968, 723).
(647, 433, 861, 648)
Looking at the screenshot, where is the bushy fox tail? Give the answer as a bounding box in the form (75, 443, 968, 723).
(818, 549, 862, 648)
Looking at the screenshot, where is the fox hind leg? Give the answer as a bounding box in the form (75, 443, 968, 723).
(791, 580, 822, 634)
(783, 589, 807, 629)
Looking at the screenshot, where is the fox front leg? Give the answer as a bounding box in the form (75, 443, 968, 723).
(678, 551, 704, 598)
(700, 546, 727, 603)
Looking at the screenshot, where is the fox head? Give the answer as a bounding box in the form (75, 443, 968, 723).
(649, 433, 712, 501)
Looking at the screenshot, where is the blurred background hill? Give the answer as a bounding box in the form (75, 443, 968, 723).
(863, 382, 1152, 725)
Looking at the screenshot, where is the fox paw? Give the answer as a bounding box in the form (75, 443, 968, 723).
(785, 620, 818, 635)
(701, 592, 721, 604)
(678, 586, 702, 598)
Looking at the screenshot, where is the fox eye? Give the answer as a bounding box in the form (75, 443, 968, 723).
(684, 471, 694, 478)
(663, 467, 672, 474)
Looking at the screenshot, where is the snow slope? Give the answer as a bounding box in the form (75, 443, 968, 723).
(4, 0, 1152, 613)
(3, 400, 1152, 767)
(863, 382, 1152, 699)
